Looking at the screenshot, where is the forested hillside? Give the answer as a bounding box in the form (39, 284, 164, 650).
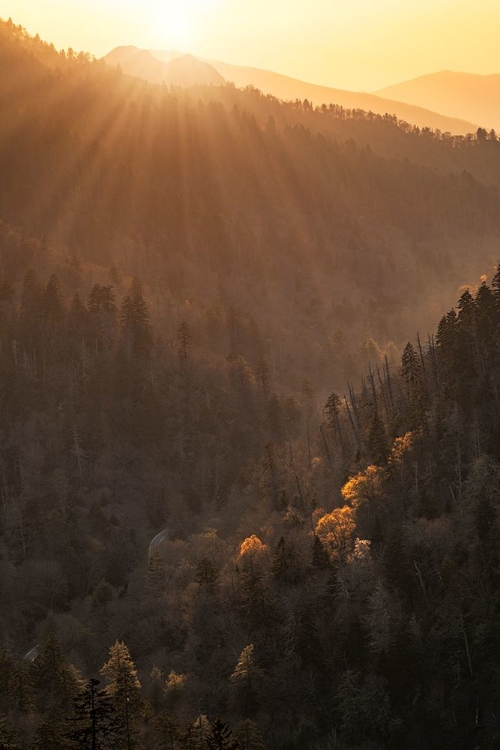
(106, 45, 477, 135)
(2, 15, 500, 750)
(2, 18, 500, 393)
(2, 201, 500, 750)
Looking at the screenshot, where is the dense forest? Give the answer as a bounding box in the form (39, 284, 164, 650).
(2, 15, 500, 750)
(2, 18, 500, 392)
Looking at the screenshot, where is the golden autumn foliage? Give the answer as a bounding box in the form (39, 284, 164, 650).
(389, 432, 414, 466)
(315, 505, 356, 560)
(238, 535, 268, 558)
(341, 464, 384, 508)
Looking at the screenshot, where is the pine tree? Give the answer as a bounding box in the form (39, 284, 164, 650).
(436, 308, 458, 395)
(311, 535, 330, 570)
(475, 281, 498, 355)
(185, 714, 210, 750)
(120, 278, 152, 359)
(33, 634, 82, 714)
(67, 678, 120, 750)
(324, 392, 342, 428)
(195, 558, 219, 595)
(205, 718, 239, 750)
(456, 289, 478, 384)
(230, 645, 263, 717)
(100, 641, 142, 750)
(177, 321, 191, 365)
(400, 342, 420, 395)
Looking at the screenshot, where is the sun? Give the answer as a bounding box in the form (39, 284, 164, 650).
(153, 5, 193, 47)
(152, 0, 219, 49)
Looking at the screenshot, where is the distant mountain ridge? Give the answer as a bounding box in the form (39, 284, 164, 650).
(104, 46, 224, 87)
(377, 70, 500, 131)
(102, 46, 477, 135)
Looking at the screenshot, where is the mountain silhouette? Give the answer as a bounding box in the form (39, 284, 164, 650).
(377, 70, 500, 131)
(143, 49, 476, 134)
(104, 46, 224, 87)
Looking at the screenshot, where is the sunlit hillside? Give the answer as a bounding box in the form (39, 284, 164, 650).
(3, 14, 500, 750)
(106, 45, 478, 134)
(1, 19, 500, 395)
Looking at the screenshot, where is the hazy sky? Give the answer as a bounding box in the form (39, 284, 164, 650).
(4, 0, 500, 91)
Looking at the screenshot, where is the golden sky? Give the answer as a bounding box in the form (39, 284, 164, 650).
(4, 0, 500, 91)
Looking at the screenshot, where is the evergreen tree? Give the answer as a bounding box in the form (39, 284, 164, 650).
(185, 714, 210, 750)
(67, 678, 120, 750)
(400, 342, 420, 395)
(475, 281, 497, 353)
(195, 558, 219, 595)
(33, 634, 82, 714)
(119, 278, 152, 359)
(324, 392, 342, 428)
(100, 641, 142, 750)
(230, 645, 263, 717)
(205, 718, 239, 750)
(311, 534, 331, 570)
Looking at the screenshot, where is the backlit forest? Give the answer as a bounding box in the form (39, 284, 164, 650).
(1, 17, 500, 750)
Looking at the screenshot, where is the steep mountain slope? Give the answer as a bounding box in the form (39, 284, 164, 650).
(144, 48, 477, 134)
(3, 200, 500, 750)
(104, 45, 224, 86)
(4, 18, 500, 750)
(2, 17, 500, 396)
(378, 70, 500, 131)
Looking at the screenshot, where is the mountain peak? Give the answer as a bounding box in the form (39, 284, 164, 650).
(103, 47, 224, 88)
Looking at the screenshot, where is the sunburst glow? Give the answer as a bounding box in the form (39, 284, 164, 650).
(152, 0, 220, 48)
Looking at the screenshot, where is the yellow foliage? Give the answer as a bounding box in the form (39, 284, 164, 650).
(238, 534, 267, 558)
(341, 465, 383, 507)
(315, 505, 356, 559)
(389, 432, 414, 466)
(166, 670, 186, 692)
